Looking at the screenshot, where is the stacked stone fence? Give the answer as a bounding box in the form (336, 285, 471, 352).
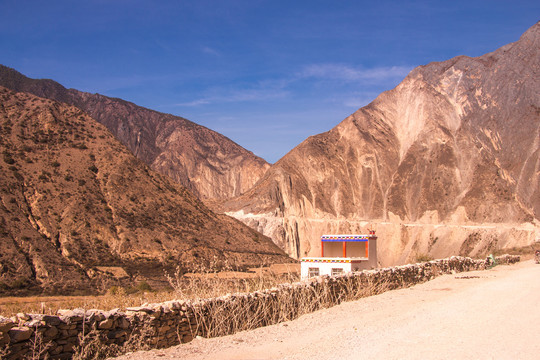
(0, 255, 520, 359)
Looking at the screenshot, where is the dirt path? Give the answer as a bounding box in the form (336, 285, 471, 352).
(115, 260, 540, 360)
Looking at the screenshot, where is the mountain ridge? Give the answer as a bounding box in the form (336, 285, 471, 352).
(0, 86, 290, 295)
(0, 66, 270, 200)
(218, 22, 540, 263)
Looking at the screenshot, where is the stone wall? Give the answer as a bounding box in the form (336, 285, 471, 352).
(0, 255, 520, 359)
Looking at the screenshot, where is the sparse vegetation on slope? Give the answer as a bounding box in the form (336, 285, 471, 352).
(0, 87, 291, 295)
(0, 65, 271, 200)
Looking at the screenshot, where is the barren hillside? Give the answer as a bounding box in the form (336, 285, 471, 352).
(0, 66, 270, 200)
(0, 87, 290, 295)
(219, 22, 540, 263)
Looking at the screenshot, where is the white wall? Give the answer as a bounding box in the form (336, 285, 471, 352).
(301, 260, 353, 279)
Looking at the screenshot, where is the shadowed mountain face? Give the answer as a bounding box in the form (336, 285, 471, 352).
(0, 66, 270, 200)
(220, 22, 540, 263)
(0, 87, 290, 295)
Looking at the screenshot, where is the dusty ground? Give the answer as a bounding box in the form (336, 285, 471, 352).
(115, 260, 540, 360)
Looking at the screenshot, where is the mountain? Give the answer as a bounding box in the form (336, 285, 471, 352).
(0, 66, 270, 200)
(0, 86, 290, 295)
(219, 22, 540, 264)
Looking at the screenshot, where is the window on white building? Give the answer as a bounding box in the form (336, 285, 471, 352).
(331, 268, 344, 276)
(308, 267, 320, 278)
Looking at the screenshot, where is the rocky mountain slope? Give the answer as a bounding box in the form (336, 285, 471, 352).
(0, 87, 290, 295)
(220, 22, 540, 264)
(0, 66, 270, 200)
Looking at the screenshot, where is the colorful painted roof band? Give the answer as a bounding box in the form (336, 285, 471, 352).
(301, 258, 352, 263)
(321, 234, 375, 242)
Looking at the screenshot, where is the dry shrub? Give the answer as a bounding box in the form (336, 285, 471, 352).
(1, 345, 10, 360)
(26, 328, 53, 360)
(189, 275, 393, 339)
(3, 326, 54, 360)
(72, 327, 117, 360)
(337, 273, 392, 303)
(72, 319, 154, 360)
(415, 253, 434, 263)
(167, 263, 393, 340)
(165, 259, 299, 301)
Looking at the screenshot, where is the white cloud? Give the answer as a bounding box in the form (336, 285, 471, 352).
(299, 64, 413, 82)
(174, 81, 290, 107)
(201, 46, 221, 56)
(172, 63, 412, 109)
(221, 87, 289, 102)
(174, 99, 211, 106)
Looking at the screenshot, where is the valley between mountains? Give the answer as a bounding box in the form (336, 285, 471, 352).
(0, 22, 538, 295)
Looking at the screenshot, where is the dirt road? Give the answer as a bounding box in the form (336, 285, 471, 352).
(115, 260, 540, 360)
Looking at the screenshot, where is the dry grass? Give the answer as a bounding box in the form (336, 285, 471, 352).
(492, 244, 540, 259)
(3, 261, 396, 359)
(165, 263, 300, 301)
(0, 292, 175, 318)
(0, 263, 300, 317)
(165, 261, 391, 339)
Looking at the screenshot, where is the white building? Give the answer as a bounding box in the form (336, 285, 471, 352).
(300, 232, 378, 279)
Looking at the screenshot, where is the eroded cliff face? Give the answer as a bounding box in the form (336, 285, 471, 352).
(220, 22, 540, 263)
(0, 67, 270, 200)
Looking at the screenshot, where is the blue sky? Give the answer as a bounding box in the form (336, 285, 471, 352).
(1, 1, 538, 163)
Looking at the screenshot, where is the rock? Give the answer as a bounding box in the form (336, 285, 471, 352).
(117, 317, 130, 329)
(41, 315, 62, 327)
(107, 330, 127, 339)
(98, 318, 115, 330)
(126, 306, 153, 313)
(50, 344, 63, 355)
(25, 319, 43, 328)
(106, 308, 121, 318)
(165, 301, 181, 310)
(0, 317, 15, 333)
(158, 325, 171, 335)
(86, 310, 106, 322)
(44, 326, 59, 338)
(1, 331, 10, 345)
(9, 326, 33, 342)
(16, 313, 30, 322)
